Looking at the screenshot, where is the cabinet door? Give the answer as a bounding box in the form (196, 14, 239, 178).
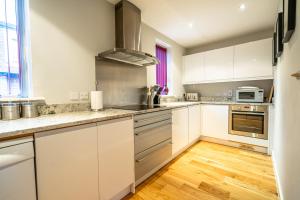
(98, 118, 134, 200)
(201, 105, 229, 140)
(172, 107, 189, 155)
(188, 105, 201, 143)
(183, 53, 205, 84)
(204, 46, 234, 81)
(35, 124, 99, 200)
(234, 38, 273, 79)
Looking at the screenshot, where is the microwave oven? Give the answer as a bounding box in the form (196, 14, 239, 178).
(236, 87, 264, 103)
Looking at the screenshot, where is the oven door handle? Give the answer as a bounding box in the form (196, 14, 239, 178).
(231, 111, 265, 116)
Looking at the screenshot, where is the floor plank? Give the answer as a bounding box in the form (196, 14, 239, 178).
(123, 141, 278, 200)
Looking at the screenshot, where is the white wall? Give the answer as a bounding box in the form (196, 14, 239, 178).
(141, 24, 185, 97)
(29, 0, 115, 104)
(273, 1, 300, 199)
(29, 0, 185, 103)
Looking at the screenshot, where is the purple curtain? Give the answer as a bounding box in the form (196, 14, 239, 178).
(156, 45, 167, 88)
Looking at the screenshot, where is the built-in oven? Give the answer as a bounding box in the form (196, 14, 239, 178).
(229, 105, 268, 140)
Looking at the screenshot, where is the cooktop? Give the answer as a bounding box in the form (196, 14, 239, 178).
(114, 104, 166, 111)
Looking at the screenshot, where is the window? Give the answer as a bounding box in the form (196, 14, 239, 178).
(0, 0, 30, 97)
(155, 45, 167, 92)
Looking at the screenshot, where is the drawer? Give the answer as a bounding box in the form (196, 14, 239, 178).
(134, 110, 172, 126)
(135, 113, 172, 128)
(135, 121, 171, 154)
(135, 139, 172, 181)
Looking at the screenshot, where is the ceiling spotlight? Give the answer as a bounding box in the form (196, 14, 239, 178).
(239, 3, 246, 11)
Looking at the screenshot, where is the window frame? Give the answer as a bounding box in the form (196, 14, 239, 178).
(0, 0, 31, 98)
(155, 44, 168, 93)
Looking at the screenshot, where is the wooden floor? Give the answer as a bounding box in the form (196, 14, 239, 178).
(124, 141, 278, 200)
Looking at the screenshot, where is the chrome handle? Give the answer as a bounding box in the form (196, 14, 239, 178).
(231, 111, 265, 116)
(135, 139, 172, 163)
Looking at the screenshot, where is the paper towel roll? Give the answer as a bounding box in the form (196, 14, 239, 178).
(91, 91, 103, 111)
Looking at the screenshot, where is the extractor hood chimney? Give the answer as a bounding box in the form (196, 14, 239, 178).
(97, 0, 159, 67)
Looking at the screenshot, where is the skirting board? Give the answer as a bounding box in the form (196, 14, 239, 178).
(111, 184, 134, 200)
(272, 151, 283, 200)
(172, 137, 201, 159)
(200, 136, 268, 154)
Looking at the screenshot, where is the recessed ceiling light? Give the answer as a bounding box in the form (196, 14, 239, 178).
(239, 3, 246, 11)
(188, 23, 193, 28)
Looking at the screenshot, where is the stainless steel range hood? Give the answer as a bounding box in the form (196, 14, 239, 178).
(98, 0, 159, 67)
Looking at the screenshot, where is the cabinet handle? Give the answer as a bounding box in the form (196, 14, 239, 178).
(0, 154, 33, 170)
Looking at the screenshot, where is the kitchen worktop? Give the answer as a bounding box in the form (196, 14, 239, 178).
(162, 101, 272, 106)
(0, 109, 136, 141)
(199, 101, 273, 106)
(0, 101, 271, 141)
(0, 102, 195, 141)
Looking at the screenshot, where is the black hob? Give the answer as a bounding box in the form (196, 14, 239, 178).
(114, 104, 166, 111)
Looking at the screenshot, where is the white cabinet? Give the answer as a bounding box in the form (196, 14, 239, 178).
(35, 124, 99, 200)
(234, 38, 273, 79)
(183, 53, 205, 84)
(201, 105, 229, 140)
(172, 107, 189, 155)
(204, 46, 234, 81)
(35, 119, 135, 200)
(0, 139, 36, 200)
(188, 105, 201, 143)
(97, 118, 135, 200)
(182, 38, 273, 84)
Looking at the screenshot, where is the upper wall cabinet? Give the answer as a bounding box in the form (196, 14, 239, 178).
(204, 46, 234, 81)
(182, 53, 205, 84)
(182, 38, 273, 84)
(234, 38, 273, 80)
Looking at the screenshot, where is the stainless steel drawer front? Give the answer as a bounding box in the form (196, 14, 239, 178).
(135, 110, 171, 121)
(135, 122, 171, 154)
(135, 139, 171, 181)
(135, 113, 172, 128)
(134, 110, 173, 183)
(135, 119, 172, 134)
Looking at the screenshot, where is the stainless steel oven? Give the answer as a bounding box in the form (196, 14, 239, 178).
(229, 105, 268, 140)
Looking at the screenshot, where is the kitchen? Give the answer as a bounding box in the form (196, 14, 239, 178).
(0, 0, 299, 200)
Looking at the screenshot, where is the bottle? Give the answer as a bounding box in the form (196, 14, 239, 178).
(163, 85, 169, 95)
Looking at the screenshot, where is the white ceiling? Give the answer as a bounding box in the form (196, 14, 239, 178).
(107, 0, 278, 48)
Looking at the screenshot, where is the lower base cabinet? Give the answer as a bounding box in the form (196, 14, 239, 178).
(188, 105, 201, 143)
(98, 118, 135, 200)
(35, 118, 135, 200)
(201, 104, 229, 140)
(172, 107, 189, 156)
(35, 124, 99, 200)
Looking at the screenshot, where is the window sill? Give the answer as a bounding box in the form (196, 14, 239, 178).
(0, 97, 45, 103)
